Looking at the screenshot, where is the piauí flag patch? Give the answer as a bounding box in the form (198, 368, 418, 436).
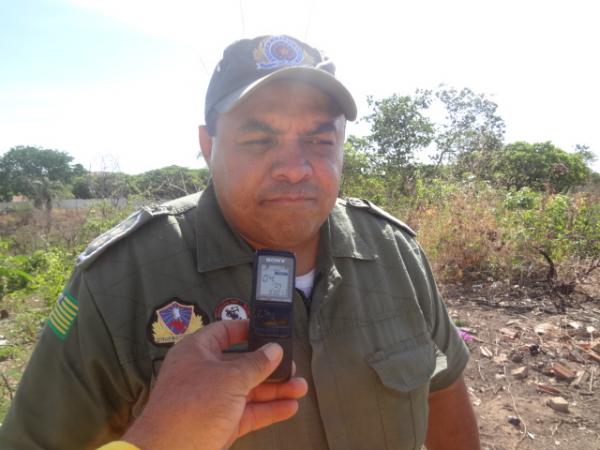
(149, 299, 208, 346)
(48, 291, 79, 340)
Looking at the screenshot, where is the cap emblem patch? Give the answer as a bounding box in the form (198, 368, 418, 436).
(254, 35, 314, 70)
(215, 298, 250, 321)
(149, 299, 208, 346)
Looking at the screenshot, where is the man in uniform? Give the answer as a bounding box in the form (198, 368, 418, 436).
(0, 35, 480, 449)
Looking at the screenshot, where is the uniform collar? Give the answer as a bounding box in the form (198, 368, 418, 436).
(195, 185, 376, 273)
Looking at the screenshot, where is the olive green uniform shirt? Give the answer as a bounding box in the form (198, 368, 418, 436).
(0, 185, 469, 450)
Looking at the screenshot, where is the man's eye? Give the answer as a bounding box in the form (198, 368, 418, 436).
(242, 139, 275, 146)
(306, 138, 334, 147)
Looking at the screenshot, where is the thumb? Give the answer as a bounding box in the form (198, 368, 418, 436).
(235, 343, 283, 389)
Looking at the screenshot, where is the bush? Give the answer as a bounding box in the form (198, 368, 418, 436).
(507, 192, 600, 265)
(504, 187, 541, 210)
(0, 241, 74, 306)
(404, 180, 511, 281)
(0, 241, 35, 300)
(388, 179, 600, 283)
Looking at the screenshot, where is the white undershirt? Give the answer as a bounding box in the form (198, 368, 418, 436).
(295, 269, 316, 299)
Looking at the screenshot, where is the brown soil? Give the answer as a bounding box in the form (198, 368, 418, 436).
(442, 279, 600, 450)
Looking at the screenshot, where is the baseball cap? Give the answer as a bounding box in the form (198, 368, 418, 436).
(204, 35, 357, 126)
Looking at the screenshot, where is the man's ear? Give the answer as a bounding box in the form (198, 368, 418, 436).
(198, 126, 213, 168)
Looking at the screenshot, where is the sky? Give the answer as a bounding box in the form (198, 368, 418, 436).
(1, 0, 599, 174)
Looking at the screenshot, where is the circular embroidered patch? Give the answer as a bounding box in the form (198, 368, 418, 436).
(255, 36, 305, 69)
(214, 298, 250, 321)
(148, 298, 209, 346)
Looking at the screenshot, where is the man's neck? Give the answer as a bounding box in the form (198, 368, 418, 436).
(289, 236, 319, 276)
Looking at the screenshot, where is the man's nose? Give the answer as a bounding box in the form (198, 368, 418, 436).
(270, 140, 313, 183)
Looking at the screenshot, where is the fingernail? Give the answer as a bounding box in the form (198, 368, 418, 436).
(261, 343, 281, 361)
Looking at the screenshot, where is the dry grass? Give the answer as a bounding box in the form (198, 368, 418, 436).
(407, 186, 513, 282)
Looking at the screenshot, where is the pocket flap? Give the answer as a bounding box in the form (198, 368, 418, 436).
(366, 340, 436, 391)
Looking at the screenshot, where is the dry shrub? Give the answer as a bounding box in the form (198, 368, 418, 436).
(1, 204, 131, 255)
(3, 208, 89, 253)
(407, 184, 513, 282)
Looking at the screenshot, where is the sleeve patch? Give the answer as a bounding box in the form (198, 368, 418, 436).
(48, 290, 79, 340)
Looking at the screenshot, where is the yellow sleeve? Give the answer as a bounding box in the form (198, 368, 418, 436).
(96, 441, 140, 450)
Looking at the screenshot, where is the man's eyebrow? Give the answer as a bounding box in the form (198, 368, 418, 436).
(237, 120, 280, 134)
(306, 121, 338, 135)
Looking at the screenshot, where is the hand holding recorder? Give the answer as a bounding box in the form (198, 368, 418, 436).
(123, 320, 307, 450)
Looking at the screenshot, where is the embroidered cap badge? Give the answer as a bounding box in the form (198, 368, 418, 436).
(149, 299, 208, 346)
(253, 35, 315, 70)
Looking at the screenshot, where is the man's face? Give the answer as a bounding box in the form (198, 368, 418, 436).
(201, 80, 346, 250)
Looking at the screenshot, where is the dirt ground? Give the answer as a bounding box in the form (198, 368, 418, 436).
(442, 279, 600, 450)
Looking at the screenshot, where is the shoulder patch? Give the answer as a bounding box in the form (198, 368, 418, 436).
(76, 193, 201, 269)
(345, 197, 417, 237)
(48, 290, 79, 340)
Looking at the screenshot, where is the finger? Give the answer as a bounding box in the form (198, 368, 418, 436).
(233, 343, 283, 389)
(237, 400, 299, 438)
(189, 320, 250, 353)
(248, 377, 308, 402)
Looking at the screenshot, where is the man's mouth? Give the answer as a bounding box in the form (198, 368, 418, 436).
(260, 187, 318, 204)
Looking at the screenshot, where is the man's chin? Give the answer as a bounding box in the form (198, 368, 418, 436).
(250, 222, 322, 250)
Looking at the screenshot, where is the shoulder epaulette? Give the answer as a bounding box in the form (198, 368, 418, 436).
(76, 192, 201, 269)
(344, 197, 417, 237)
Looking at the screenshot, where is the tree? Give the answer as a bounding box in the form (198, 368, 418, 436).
(492, 141, 589, 192)
(0, 146, 78, 209)
(131, 166, 210, 200)
(71, 176, 94, 199)
(340, 137, 386, 204)
(91, 171, 132, 202)
(433, 87, 505, 173)
(364, 92, 434, 169)
(574, 144, 596, 166)
(360, 92, 435, 202)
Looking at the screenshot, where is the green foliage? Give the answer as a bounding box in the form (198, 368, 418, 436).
(507, 193, 600, 264)
(340, 137, 387, 204)
(71, 176, 94, 199)
(80, 203, 131, 241)
(84, 172, 133, 200)
(571, 195, 600, 259)
(0, 241, 34, 300)
(503, 187, 541, 210)
(492, 141, 589, 192)
(434, 86, 505, 167)
(131, 165, 210, 200)
(0, 240, 74, 306)
(0, 146, 78, 208)
(364, 91, 434, 169)
(381, 177, 600, 283)
(574, 144, 596, 166)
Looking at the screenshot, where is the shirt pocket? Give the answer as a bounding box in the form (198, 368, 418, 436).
(365, 339, 436, 450)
